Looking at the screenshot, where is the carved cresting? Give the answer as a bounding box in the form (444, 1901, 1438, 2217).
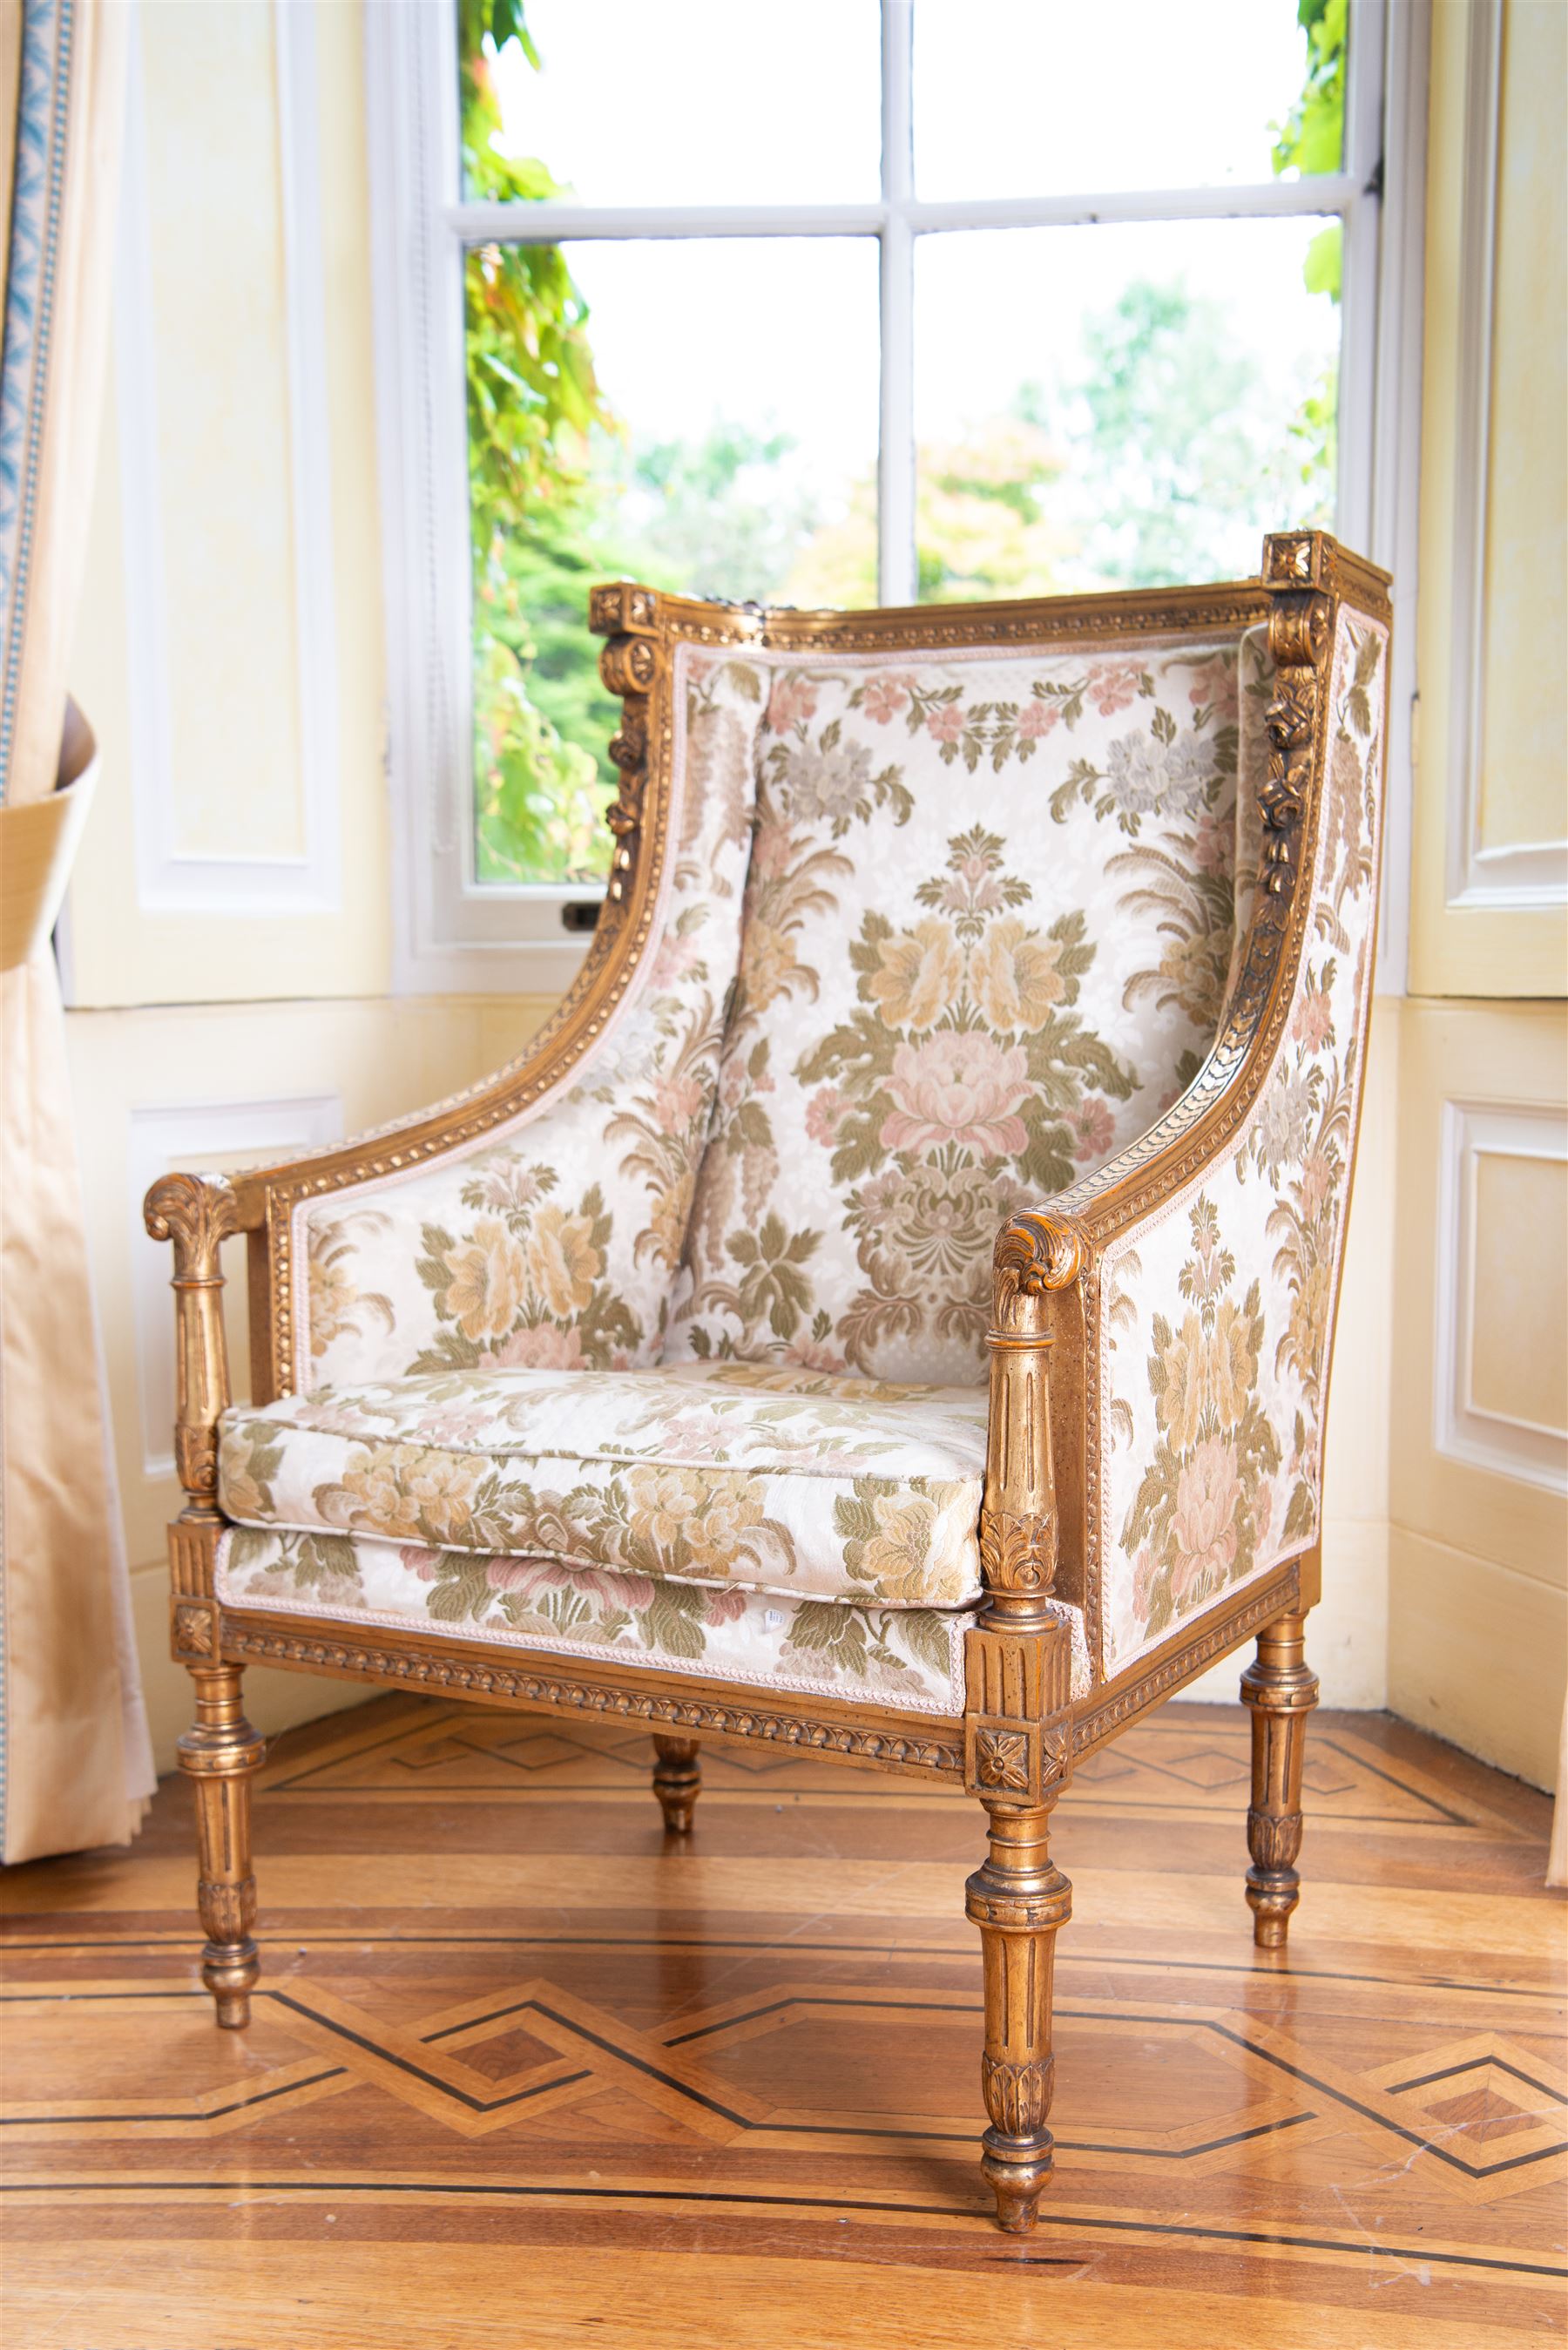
(143, 1171, 265, 2027)
(590, 582, 663, 917)
(963, 1224, 1081, 2230)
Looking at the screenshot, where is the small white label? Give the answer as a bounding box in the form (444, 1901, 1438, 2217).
(764, 1608, 785, 1629)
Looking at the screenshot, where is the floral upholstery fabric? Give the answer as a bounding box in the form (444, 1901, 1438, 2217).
(218, 1361, 990, 1610)
(1100, 606, 1387, 1672)
(213, 1529, 977, 1717)
(666, 633, 1264, 1382)
(251, 591, 1382, 1706)
(293, 652, 767, 1388)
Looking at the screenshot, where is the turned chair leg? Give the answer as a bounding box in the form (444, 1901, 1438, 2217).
(966, 1794, 1072, 2231)
(652, 1733, 701, 1833)
(178, 1664, 266, 2027)
(1240, 1607, 1319, 1948)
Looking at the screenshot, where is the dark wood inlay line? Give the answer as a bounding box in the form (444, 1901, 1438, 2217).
(0, 2176, 1557, 2283)
(1386, 2055, 1565, 2104)
(0, 1940, 1558, 2003)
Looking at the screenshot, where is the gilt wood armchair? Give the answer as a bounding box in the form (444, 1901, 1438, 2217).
(145, 530, 1389, 2231)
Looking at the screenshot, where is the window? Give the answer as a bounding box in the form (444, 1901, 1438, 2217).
(368, 0, 1391, 988)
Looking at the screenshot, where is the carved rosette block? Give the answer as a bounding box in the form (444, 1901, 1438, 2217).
(590, 584, 664, 914)
(1240, 1608, 1319, 1947)
(171, 1595, 221, 1664)
(1261, 530, 1325, 588)
(963, 1619, 1073, 1805)
(651, 1733, 701, 1834)
(178, 1666, 266, 2027)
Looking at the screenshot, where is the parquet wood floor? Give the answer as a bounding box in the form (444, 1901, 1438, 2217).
(0, 1696, 1562, 2347)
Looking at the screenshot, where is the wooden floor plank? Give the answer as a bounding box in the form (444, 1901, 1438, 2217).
(3, 2245, 1556, 2350)
(0, 1697, 1561, 2347)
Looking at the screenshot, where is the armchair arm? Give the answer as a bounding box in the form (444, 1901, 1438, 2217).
(143, 1170, 241, 1526)
(982, 532, 1391, 1684)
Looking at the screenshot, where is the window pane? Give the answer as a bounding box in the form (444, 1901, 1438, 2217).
(459, 0, 881, 207)
(467, 236, 880, 886)
(914, 0, 1344, 199)
(912, 217, 1341, 600)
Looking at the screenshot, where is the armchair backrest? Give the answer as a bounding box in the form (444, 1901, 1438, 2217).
(660, 613, 1275, 1382)
(269, 543, 1385, 1447)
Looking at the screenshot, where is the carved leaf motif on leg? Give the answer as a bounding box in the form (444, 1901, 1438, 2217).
(981, 2051, 1054, 2139)
(966, 1799, 1072, 2233)
(179, 1666, 266, 2028)
(977, 1510, 1055, 1593)
(1240, 1608, 1318, 1948)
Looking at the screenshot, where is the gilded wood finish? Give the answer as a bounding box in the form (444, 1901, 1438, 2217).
(1240, 1607, 1320, 1947)
(145, 1173, 265, 2027)
(143, 532, 1392, 2231)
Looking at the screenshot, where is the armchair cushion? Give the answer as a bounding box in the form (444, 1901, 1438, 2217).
(213, 1527, 977, 1716)
(217, 1361, 990, 1610)
(667, 631, 1270, 1382)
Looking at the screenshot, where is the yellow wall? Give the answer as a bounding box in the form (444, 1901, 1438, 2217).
(1410, 0, 1568, 994)
(1386, 0, 1568, 1792)
(67, 4, 555, 1767)
(1388, 1004, 1565, 1788)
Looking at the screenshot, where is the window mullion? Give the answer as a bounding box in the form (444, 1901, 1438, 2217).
(879, 0, 916, 606)
(445, 200, 888, 242)
(447, 179, 1362, 248)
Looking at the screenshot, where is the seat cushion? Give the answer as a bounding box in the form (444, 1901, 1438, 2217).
(213, 1528, 977, 1717)
(218, 1361, 990, 1611)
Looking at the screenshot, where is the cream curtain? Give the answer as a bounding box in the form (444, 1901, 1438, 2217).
(0, 0, 152, 1860)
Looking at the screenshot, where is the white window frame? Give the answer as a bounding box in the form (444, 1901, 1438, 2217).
(367, 0, 1418, 995)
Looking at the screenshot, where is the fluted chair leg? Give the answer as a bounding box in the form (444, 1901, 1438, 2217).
(179, 1664, 266, 2026)
(1240, 1608, 1319, 1948)
(966, 1793, 1072, 2231)
(652, 1733, 701, 1833)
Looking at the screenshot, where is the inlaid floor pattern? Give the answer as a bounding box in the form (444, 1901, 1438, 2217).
(1, 1696, 1562, 2347)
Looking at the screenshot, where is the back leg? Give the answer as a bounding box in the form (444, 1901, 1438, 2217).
(1240, 1608, 1318, 1947)
(652, 1733, 701, 1833)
